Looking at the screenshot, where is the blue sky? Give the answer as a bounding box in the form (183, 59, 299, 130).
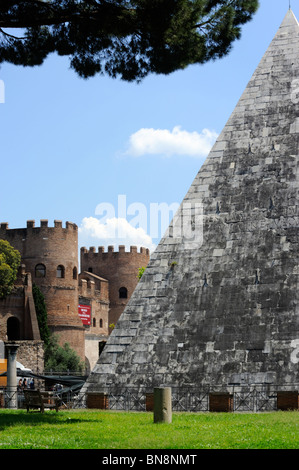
(0, 0, 297, 255)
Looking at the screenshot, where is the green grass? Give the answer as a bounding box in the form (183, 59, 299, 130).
(0, 409, 298, 449)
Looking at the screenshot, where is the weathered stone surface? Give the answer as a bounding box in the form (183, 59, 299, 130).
(82, 10, 299, 394)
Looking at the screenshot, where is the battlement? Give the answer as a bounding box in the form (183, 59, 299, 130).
(78, 272, 109, 302)
(0, 220, 78, 231)
(79, 278, 96, 295)
(81, 245, 150, 256)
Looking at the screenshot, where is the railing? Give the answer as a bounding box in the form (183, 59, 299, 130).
(1, 384, 298, 412)
(77, 384, 299, 412)
(0, 387, 19, 409)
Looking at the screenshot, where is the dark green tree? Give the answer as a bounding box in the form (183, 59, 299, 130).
(44, 334, 84, 373)
(32, 283, 50, 345)
(0, 1, 259, 82)
(0, 239, 21, 299)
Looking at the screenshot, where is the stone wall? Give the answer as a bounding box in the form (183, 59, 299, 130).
(13, 340, 44, 374)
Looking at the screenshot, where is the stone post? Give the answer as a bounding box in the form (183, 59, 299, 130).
(153, 387, 172, 423)
(6, 343, 19, 409)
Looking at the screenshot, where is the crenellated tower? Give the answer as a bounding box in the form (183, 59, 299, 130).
(0, 220, 85, 361)
(80, 245, 150, 327)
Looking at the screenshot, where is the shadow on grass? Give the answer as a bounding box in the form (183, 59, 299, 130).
(0, 411, 100, 430)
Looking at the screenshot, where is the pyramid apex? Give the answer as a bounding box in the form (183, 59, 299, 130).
(280, 8, 299, 28)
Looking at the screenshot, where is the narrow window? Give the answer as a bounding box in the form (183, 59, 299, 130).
(73, 267, 78, 280)
(88, 267, 93, 273)
(100, 319, 103, 328)
(56, 265, 65, 278)
(93, 318, 96, 327)
(119, 287, 128, 299)
(35, 263, 46, 278)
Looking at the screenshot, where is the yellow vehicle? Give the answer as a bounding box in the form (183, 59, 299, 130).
(0, 359, 7, 387)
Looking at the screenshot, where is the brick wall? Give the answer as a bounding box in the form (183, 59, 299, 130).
(0, 268, 40, 342)
(277, 391, 299, 411)
(86, 392, 109, 409)
(209, 393, 234, 412)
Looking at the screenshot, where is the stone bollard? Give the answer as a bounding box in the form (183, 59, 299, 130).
(153, 387, 172, 424)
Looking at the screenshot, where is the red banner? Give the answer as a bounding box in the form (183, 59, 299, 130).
(78, 304, 91, 325)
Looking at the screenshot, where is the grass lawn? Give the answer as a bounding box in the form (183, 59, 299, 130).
(0, 409, 298, 449)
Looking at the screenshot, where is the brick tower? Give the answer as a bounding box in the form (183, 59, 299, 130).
(80, 245, 150, 327)
(0, 220, 85, 361)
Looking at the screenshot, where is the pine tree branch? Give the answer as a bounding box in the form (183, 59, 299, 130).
(0, 2, 134, 29)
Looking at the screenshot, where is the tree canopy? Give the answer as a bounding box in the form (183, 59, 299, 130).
(0, 0, 259, 82)
(0, 239, 21, 299)
(44, 334, 85, 372)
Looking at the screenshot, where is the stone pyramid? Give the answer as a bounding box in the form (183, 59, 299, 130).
(83, 10, 299, 394)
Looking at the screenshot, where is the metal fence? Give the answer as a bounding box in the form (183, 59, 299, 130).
(1, 384, 298, 412)
(77, 384, 299, 412)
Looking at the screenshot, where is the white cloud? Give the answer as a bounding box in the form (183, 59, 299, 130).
(126, 126, 218, 158)
(78, 216, 156, 253)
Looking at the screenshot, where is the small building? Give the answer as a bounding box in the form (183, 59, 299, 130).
(80, 245, 150, 327)
(78, 272, 109, 373)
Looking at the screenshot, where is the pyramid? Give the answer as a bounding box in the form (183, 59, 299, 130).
(83, 10, 299, 395)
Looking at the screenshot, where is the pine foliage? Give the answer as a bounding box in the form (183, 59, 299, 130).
(0, 1, 259, 81)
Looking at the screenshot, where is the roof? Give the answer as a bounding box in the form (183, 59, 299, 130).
(80, 271, 108, 282)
